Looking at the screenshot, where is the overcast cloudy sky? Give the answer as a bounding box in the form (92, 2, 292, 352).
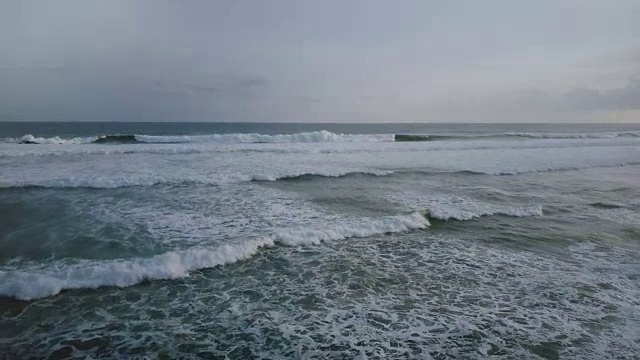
(1, 0, 639, 122)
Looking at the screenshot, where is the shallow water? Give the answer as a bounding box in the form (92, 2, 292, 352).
(1, 123, 639, 358)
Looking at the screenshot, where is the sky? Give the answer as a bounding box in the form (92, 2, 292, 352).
(1, 0, 639, 123)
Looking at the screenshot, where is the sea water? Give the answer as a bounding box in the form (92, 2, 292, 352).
(1, 122, 639, 358)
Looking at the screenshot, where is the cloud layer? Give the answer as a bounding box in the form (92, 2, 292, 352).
(1, 0, 639, 122)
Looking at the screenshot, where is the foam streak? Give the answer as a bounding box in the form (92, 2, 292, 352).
(0, 213, 429, 300)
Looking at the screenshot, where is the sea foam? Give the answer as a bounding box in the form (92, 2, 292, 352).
(16, 134, 97, 145)
(7, 130, 640, 146)
(5, 131, 395, 145)
(0, 212, 429, 300)
(3, 161, 640, 189)
(425, 204, 543, 221)
(136, 131, 394, 144)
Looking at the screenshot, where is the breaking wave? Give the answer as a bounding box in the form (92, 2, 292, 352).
(15, 134, 96, 145)
(9, 130, 639, 146)
(0, 169, 396, 189)
(501, 131, 640, 139)
(393, 134, 432, 142)
(136, 131, 396, 144)
(2, 162, 640, 189)
(0, 212, 429, 300)
(0, 202, 547, 300)
(588, 202, 626, 209)
(424, 205, 543, 221)
(92, 135, 139, 144)
(8, 131, 395, 145)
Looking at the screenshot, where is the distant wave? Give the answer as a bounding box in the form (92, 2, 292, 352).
(3, 139, 640, 159)
(2, 162, 640, 189)
(92, 135, 139, 144)
(0, 212, 429, 300)
(500, 131, 640, 139)
(416, 131, 640, 141)
(8, 131, 395, 145)
(0, 169, 397, 189)
(252, 169, 492, 183)
(15, 134, 97, 145)
(394, 134, 432, 142)
(253, 170, 395, 182)
(424, 205, 543, 221)
(136, 131, 396, 144)
(588, 202, 626, 209)
(7, 130, 640, 146)
(255, 163, 640, 184)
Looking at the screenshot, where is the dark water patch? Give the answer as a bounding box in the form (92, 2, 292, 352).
(394, 133, 482, 141)
(0, 296, 30, 316)
(92, 135, 139, 144)
(61, 336, 112, 352)
(525, 341, 562, 359)
(312, 194, 407, 217)
(0, 201, 25, 230)
(394, 134, 432, 142)
(422, 215, 456, 227)
(49, 346, 74, 359)
(435, 169, 487, 176)
(253, 171, 393, 183)
(394, 132, 640, 142)
(589, 202, 625, 209)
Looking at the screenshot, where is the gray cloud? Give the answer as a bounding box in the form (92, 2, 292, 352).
(1, 1, 639, 122)
(561, 77, 640, 111)
(146, 76, 268, 96)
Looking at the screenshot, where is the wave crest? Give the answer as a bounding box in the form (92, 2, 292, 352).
(136, 131, 394, 144)
(0, 212, 428, 300)
(6, 130, 640, 145)
(425, 205, 543, 221)
(16, 134, 97, 145)
(274, 212, 428, 245)
(6, 129, 640, 145)
(7, 131, 394, 145)
(3, 162, 640, 189)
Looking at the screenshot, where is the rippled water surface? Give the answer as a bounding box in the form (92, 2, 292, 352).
(1, 123, 639, 359)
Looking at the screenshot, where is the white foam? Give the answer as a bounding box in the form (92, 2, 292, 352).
(425, 204, 543, 221)
(2, 137, 639, 190)
(0, 212, 428, 300)
(273, 212, 429, 245)
(0, 169, 395, 189)
(503, 131, 640, 139)
(13, 134, 97, 145)
(6, 130, 640, 146)
(2, 135, 640, 159)
(386, 192, 543, 221)
(135, 131, 394, 144)
(1, 156, 639, 190)
(0, 237, 273, 300)
(0, 131, 394, 147)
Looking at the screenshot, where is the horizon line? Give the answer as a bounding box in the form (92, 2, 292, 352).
(1, 121, 639, 125)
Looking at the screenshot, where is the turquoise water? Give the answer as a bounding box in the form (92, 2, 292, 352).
(1, 123, 639, 358)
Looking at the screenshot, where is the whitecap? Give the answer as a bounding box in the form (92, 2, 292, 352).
(0, 212, 429, 300)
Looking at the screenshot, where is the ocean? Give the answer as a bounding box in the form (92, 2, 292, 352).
(1, 122, 639, 359)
